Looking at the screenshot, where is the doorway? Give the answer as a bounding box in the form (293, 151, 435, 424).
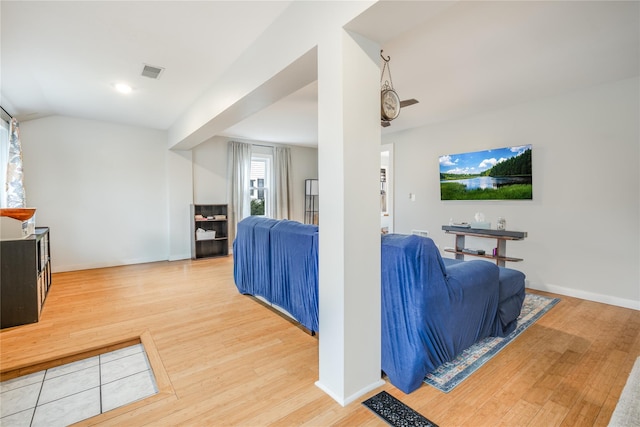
(381, 144, 393, 234)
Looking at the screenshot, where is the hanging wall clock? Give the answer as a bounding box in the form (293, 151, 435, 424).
(380, 50, 419, 128)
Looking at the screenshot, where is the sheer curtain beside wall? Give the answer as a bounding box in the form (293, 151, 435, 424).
(227, 141, 252, 243)
(273, 146, 292, 220)
(6, 118, 26, 208)
(1, 113, 26, 209)
(227, 141, 292, 244)
(0, 117, 9, 208)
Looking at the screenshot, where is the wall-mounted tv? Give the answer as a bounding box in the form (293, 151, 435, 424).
(439, 145, 532, 200)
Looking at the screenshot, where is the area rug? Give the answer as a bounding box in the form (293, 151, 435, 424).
(424, 293, 559, 393)
(362, 390, 439, 427)
(608, 356, 640, 426)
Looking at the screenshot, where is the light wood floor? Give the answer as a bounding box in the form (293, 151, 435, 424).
(1, 257, 638, 426)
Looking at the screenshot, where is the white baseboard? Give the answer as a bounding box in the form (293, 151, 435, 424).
(53, 256, 168, 273)
(315, 378, 386, 407)
(168, 253, 190, 261)
(53, 253, 200, 273)
(528, 282, 640, 311)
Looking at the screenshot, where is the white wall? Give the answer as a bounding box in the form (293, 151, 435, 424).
(18, 117, 316, 271)
(168, 1, 373, 149)
(192, 136, 228, 205)
(192, 135, 318, 224)
(386, 77, 639, 309)
(167, 149, 193, 261)
(289, 144, 319, 223)
(20, 115, 169, 272)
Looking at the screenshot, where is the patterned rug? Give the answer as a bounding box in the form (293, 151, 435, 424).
(424, 293, 559, 393)
(362, 391, 439, 427)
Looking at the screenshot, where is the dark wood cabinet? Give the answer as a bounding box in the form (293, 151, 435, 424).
(1, 227, 52, 329)
(190, 205, 228, 259)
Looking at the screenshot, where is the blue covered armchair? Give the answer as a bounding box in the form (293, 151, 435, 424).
(381, 233, 503, 393)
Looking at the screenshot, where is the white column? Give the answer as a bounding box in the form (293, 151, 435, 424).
(315, 29, 384, 406)
(167, 149, 193, 261)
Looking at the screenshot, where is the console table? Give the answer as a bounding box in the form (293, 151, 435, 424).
(442, 225, 527, 267)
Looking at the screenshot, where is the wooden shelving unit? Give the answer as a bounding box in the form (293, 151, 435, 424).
(190, 204, 229, 259)
(442, 225, 527, 267)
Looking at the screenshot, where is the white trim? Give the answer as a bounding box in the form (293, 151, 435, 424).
(54, 256, 168, 273)
(314, 379, 386, 407)
(168, 253, 191, 262)
(527, 281, 640, 311)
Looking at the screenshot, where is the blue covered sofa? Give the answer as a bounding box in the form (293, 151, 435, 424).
(233, 216, 319, 332)
(233, 217, 525, 394)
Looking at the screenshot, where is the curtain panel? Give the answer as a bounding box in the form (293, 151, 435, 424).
(227, 141, 252, 244)
(6, 118, 26, 208)
(273, 146, 292, 220)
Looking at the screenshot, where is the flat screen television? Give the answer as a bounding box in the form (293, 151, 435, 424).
(439, 145, 532, 200)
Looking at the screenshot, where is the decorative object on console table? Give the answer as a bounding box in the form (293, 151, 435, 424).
(497, 216, 506, 230)
(1, 227, 52, 328)
(442, 225, 527, 267)
(190, 204, 228, 259)
(471, 212, 491, 229)
(0, 208, 36, 238)
(304, 179, 318, 225)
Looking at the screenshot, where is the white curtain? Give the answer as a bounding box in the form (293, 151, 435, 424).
(273, 146, 292, 220)
(6, 118, 26, 208)
(227, 141, 252, 242)
(0, 117, 10, 208)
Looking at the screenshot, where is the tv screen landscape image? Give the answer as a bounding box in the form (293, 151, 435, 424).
(439, 145, 532, 200)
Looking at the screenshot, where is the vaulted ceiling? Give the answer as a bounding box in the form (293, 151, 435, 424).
(2, 1, 638, 146)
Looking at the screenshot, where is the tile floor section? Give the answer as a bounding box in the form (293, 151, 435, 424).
(0, 343, 158, 427)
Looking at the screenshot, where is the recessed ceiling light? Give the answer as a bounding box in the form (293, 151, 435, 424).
(114, 83, 132, 94)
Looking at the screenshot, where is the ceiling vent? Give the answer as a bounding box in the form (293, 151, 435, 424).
(141, 64, 164, 79)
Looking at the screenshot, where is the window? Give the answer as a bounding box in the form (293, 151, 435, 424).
(249, 153, 272, 217)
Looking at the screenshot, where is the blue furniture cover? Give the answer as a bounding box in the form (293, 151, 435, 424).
(234, 219, 520, 394)
(233, 217, 319, 332)
(269, 220, 319, 332)
(443, 257, 525, 336)
(233, 216, 279, 298)
(381, 234, 500, 393)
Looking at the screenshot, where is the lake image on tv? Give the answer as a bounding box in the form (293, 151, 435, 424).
(440, 145, 533, 200)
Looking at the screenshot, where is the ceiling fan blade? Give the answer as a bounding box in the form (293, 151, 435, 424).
(381, 120, 391, 128)
(400, 99, 419, 108)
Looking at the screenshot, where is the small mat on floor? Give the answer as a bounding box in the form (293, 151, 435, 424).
(424, 293, 559, 393)
(362, 390, 439, 427)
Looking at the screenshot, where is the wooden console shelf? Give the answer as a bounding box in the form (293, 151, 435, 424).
(442, 225, 527, 267)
